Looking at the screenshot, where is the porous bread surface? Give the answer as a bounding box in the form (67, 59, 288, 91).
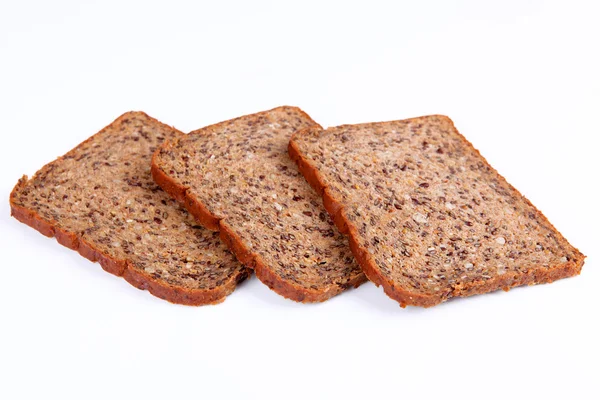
(152, 106, 366, 301)
(290, 115, 585, 307)
(11, 112, 248, 305)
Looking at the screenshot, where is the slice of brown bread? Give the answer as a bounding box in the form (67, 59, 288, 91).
(289, 115, 585, 307)
(10, 112, 249, 305)
(152, 106, 366, 302)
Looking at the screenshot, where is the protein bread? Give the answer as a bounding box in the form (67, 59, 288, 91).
(152, 106, 366, 302)
(289, 115, 585, 307)
(10, 112, 249, 305)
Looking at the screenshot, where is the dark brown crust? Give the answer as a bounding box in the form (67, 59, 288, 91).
(151, 106, 367, 302)
(10, 112, 250, 306)
(150, 157, 221, 231)
(288, 116, 586, 308)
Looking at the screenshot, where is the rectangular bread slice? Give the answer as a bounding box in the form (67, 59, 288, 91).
(289, 115, 585, 307)
(10, 112, 249, 305)
(152, 106, 366, 302)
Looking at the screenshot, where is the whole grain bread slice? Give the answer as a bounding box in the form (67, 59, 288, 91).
(152, 106, 366, 302)
(289, 115, 585, 307)
(10, 112, 249, 305)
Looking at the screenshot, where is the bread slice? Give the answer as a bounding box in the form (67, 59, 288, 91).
(152, 106, 366, 302)
(289, 115, 585, 307)
(10, 112, 249, 305)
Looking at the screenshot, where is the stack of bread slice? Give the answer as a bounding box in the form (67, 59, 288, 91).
(10, 107, 585, 307)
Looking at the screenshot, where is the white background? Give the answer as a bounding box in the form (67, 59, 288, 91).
(1, 1, 598, 399)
